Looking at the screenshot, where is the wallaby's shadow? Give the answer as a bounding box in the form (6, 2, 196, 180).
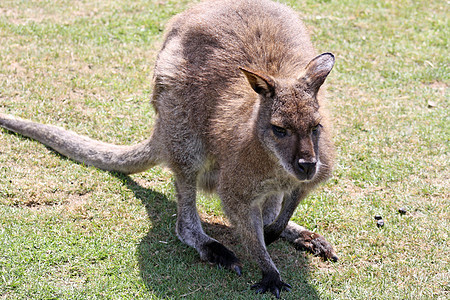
(113, 173, 321, 299)
(0, 127, 319, 300)
(0, 128, 320, 299)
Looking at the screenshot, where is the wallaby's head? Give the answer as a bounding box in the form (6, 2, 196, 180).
(240, 53, 335, 182)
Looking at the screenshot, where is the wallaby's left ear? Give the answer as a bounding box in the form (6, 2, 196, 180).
(240, 67, 275, 97)
(302, 53, 335, 94)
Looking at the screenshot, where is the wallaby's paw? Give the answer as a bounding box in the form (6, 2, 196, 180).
(203, 241, 242, 276)
(251, 273, 291, 299)
(293, 231, 339, 262)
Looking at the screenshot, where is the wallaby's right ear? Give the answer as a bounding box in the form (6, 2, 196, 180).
(239, 67, 275, 97)
(302, 53, 335, 95)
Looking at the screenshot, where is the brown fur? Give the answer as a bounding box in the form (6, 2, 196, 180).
(0, 0, 338, 297)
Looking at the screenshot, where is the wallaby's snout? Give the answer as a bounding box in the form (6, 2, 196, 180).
(294, 134, 319, 181)
(297, 159, 317, 180)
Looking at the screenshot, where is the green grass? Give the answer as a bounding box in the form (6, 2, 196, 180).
(0, 0, 448, 299)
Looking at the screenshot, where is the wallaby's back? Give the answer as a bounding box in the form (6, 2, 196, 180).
(154, 0, 316, 113)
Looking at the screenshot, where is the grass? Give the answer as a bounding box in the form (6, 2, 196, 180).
(0, 0, 448, 299)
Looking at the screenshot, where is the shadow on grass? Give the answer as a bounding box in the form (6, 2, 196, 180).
(0, 127, 320, 298)
(113, 173, 321, 300)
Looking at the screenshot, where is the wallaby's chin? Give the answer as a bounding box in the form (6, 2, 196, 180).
(293, 169, 316, 182)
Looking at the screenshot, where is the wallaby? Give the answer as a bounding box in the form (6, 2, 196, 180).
(0, 0, 338, 297)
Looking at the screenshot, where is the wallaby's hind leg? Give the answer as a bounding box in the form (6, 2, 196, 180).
(174, 175, 242, 275)
(280, 221, 338, 262)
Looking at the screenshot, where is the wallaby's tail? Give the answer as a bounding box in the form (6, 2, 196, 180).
(0, 113, 161, 174)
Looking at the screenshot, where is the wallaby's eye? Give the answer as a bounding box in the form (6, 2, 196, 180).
(312, 124, 322, 135)
(272, 125, 287, 138)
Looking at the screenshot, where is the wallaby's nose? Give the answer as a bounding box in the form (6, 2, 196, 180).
(297, 160, 316, 179)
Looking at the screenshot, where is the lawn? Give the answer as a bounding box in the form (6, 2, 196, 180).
(0, 0, 448, 299)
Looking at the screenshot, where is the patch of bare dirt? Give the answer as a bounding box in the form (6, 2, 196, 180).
(429, 81, 448, 95)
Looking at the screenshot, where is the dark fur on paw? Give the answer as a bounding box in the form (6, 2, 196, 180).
(251, 271, 291, 298)
(294, 231, 339, 262)
(203, 241, 242, 275)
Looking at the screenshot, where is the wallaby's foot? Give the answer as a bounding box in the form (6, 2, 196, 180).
(202, 241, 242, 276)
(293, 230, 338, 262)
(251, 272, 291, 299)
(281, 221, 338, 262)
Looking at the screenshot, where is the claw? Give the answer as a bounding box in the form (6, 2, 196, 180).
(310, 235, 339, 262)
(251, 283, 266, 294)
(283, 282, 292, 291)
(273, 287, 280, 298)
(330, 253, 339, 262)
(251, 275, 291, 298)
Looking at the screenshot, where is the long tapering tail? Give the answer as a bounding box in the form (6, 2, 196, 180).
(0, 113, 161, 174)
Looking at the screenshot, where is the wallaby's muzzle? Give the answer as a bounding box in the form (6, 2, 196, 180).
(297, 160, 317, 180)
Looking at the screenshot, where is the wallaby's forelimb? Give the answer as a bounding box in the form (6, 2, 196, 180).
(263, 189, 306, 245)
(228, 201, 290, 297)
(261, 189, 338, 261)
(0, 113, 160, 174)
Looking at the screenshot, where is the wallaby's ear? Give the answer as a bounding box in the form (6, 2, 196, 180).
(239, 67, 275, 97)
(302, 53, 335, 94)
